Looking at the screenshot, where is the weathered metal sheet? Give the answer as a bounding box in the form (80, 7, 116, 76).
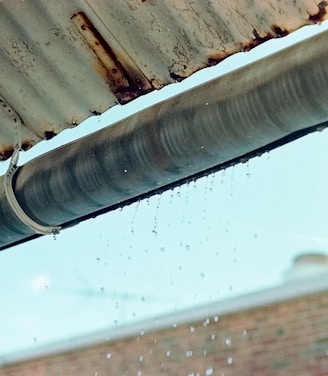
(0, 0, 327, 160)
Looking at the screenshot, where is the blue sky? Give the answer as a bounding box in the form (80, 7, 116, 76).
(1, 21, 328, 356)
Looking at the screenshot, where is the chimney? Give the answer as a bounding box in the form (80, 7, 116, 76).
(283, 252, 328, 283)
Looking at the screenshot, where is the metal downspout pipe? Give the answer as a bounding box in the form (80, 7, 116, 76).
(1, 30, 328, 250)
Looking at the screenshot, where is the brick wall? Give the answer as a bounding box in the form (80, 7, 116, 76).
(1, 290, 328, 376)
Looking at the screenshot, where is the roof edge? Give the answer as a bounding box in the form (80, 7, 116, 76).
(1, 273, 328, 367)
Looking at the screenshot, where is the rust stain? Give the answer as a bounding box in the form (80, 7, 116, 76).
(241, 25, 289, 52)
(44, 131, 57, 140)
(71, 12, 154, 104)
(309, 1, 328, 22)
(169, 72, 185, 82)
(21, 140, 34, 151)
(0, 140, 35, 161)
(206, 25, 288, 69)
(0, 145, 14, 161)
(206, 51, 230, 68)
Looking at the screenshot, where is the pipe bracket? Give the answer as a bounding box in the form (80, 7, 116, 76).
(2, 99, 61, 236)
(4, 150, 61, 235)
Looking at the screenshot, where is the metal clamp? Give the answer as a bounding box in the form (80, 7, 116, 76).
(3, 98, 61, 235)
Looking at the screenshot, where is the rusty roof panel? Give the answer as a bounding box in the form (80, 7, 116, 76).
(0, 0, 327, 160)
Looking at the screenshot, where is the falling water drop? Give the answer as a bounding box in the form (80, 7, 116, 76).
(245, 161, 251, 178)
(220, 169, 226, 184)
(229, 166, 235, 197)
(169, 188, 174, 205)
(225, 337, 232, 346)
(208, 172, 215, 192)
(206, 367, 214, 375)
(130, 200, 140, 234)
(152, 194, 162, 236)
(227, 357, 233, 365)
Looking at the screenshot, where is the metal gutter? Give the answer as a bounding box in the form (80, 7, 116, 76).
(1, 30, 328, 250)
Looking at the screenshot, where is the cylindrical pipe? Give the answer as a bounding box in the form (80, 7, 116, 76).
(1, 30, 328, 250)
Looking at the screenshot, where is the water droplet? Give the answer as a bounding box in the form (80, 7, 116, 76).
(206, 367, 214, 375)
(203, 318, 210, 327)
(130, 200, 140, 234)
(316, 125, 326, 132)
(152, 194, 162, 235)
(245, 161, 251, 178)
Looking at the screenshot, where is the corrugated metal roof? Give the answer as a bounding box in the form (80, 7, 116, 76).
(0, 0, 327, 160)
